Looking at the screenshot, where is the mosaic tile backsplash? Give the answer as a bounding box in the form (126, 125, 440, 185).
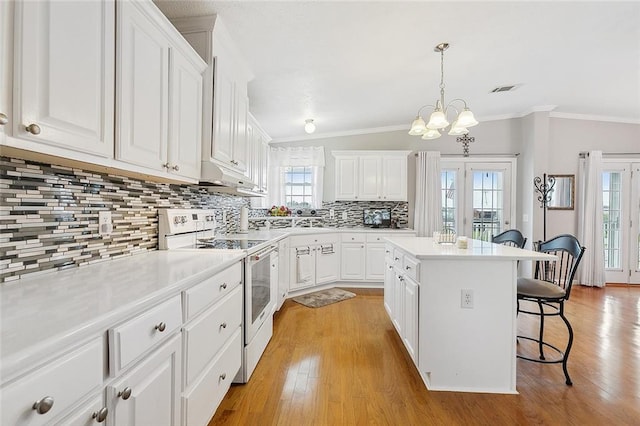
(1, 156, 409, 283)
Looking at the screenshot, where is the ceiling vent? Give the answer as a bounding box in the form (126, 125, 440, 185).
(490, 85, 519, 93)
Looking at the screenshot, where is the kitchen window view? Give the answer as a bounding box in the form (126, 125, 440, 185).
(284, 166, 314, 208)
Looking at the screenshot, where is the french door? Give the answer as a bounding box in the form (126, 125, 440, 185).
(441, 159, 515, 242)
(602, 161, 640, 284)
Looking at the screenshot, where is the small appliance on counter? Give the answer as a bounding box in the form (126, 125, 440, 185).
(363, 209, 391, 228)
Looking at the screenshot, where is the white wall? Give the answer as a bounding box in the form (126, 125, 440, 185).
(273, 116, 640, 243)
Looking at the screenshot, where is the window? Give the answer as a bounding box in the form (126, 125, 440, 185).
(284, 166, 314, 208)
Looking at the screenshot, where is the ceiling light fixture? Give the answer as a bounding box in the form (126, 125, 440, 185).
(304, 119, 316, 134)
(408, 42, 478, 140)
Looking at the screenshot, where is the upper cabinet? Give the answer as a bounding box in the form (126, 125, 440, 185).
(333, 151, 411, 201)
(171, 15, 255, 183)
(1, 0, 206, 184)
(116, 0, 205, 180)
(12, 0, 115, 157)
(248, 112, 270, 195)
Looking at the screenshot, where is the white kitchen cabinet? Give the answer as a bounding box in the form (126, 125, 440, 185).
(171, 15, 253, 180)
(277, 238, 290, 310)
(340, 234, 366, 281)
(11, 0, 115, 157)
(56, 394, 107, 426)
(0, 0, 13, 144)
(116, 0, 205, 180)
(247, 112, 270, 194)
(107, 334, 182, 426)
(289, 234, 340, 290)
(333, 151, 411, 201)
(403, 276, 419, 361)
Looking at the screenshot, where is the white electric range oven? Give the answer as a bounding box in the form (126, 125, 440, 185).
(158, 208, 277, 383)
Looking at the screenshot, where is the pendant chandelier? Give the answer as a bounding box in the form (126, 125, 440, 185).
(408, 42, 478, 140)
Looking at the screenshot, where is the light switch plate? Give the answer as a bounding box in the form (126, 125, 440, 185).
(342, 211, 348, 221)
(329, 208, 335, 219)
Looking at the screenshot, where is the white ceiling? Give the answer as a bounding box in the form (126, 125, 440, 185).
(155, 1, 640, 141)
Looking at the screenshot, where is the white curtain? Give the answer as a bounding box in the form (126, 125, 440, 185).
(267, 146, 325, 209)
(414, 151, 442, 237)
(577, 150, 606, 287)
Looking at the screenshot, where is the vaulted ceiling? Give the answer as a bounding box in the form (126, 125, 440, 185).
(155, 1, 640, 141)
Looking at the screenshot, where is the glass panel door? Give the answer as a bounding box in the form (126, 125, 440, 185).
(464, 163, 512, 241)
(630, 163, 640, 284)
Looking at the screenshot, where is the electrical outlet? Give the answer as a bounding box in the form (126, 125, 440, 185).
(461, 289, 474, 309)
(341, 211, 348, 221)
(222, 211, 227, 224)
(329, 208, 335, 219)
(98, 211, 113, 236)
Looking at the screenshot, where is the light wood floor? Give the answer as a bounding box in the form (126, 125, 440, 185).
(209, 286, 640, 425)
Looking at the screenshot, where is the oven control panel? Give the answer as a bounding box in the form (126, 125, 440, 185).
(158, 208, 217, 236)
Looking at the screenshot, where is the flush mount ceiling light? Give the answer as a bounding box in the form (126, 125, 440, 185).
(408, 42, 479, 140)
(304, 119, 316, 134)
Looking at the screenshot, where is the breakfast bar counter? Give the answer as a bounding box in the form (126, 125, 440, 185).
(383, 236, 555, 394)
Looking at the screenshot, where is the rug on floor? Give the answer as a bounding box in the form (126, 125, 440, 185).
(292, 288, 356, 308)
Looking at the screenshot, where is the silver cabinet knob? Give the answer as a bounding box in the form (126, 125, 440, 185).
(92, 407, 108, 423)
(220, 283, 227, 290)
(219, 373, 227, 381)
(25, 123, 41, 135)
(405, 265, 411, 270)
(220, 322, 227, 329)
(0, 112, 7, 125)
(32, 396, 54, 414)
(117, 387, 132, 400)
(162, 163, 170, 169)
(154, 322, 166, 332)
(171, 165, 179, 171)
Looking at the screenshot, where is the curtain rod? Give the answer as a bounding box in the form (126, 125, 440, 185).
(414, 153, 519, 157)
(579, 152, 640, 158)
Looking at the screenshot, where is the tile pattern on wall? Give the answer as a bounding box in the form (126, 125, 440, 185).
(0, 157, 249, 283)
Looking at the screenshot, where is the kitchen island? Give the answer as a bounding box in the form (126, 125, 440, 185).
(384, 236, 555, 394)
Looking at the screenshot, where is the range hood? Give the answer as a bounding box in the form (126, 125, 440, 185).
(199, 162, 265, 197)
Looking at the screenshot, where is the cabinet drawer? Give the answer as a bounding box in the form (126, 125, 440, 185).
(109, 295, 182, 375)
(341, 233, 366, 243)
(183, 285, 242, 388)
(403, 256, 420, 282)
(182, 329, 241, 426)
(54, 393, 104, 426)
(184, 261, 242, 320)
(1, 337, 103, 426)
(366, 233, 392, 243)
(289, 233, 337, 247)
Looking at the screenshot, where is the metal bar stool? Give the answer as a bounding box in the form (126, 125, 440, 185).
(516, 234, 586, 385)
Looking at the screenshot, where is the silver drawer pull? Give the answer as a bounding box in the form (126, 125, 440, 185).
(154, 322, 166, 332)
(220, 283, 228, 290)
(171, 165, 180, 171)
(405, 265, 411, 270)
(32, 396, 54, 414)
(117, 387, 132, 400)
(92, 407, 108, 423)
(395, 257, 400, 261)
(220, 373, 227, 380)
(220, 322, 227, 329)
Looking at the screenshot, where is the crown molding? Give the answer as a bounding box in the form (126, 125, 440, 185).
(549, 112, 640, 124)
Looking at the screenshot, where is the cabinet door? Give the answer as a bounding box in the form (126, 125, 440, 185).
(359, 156, 382, 200)
(392, 273, 404, 334)
(403, 277, 419, 362)
(316, 245, 340, 284)
(0, 0, 13, 143)
(108, 334, 181, 426)
(382, 155, 408, 201)
(340, 242, 365, 280)
(260, 137, 269, 193)
(168, 47, 202, 180)
(234, 92, 249, 173)
(383, 261, 395, 318)
(365, 242, 386, 281)
(334, 156, 359, 200)
(14, 0, 114, 156)
(116, 1, 169, 171)
(277, 239, 289, 310)
(212, 54, 235, 167)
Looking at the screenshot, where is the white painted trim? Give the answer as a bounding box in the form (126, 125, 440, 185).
(550, 112, 640, 124)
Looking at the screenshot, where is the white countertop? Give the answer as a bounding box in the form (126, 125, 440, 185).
(0, 250, 244, 380)
(386, 237, 556, 261)
(233, 227, 415, 239)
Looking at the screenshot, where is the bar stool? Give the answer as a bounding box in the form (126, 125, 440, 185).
(516, 234, 585, 385)
(492, 229, 527, 249)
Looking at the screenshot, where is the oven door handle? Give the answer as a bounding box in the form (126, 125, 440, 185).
(250, 245, 277, 261)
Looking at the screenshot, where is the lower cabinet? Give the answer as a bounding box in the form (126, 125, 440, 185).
(341, 232, 416, 282)
(289, 234, 340, 290)
(385, 244, 420, 363)
(276, 238, 289, 310)
(107, 333, 182, 426)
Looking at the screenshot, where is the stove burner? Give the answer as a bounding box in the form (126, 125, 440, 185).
(197, 239, 266, 250)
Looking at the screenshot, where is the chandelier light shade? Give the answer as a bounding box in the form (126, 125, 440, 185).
(304, 118, 316, 134)
(408, 42, 478, 140)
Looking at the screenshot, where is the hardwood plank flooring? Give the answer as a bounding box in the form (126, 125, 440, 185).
(209, 286, 640, 425)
